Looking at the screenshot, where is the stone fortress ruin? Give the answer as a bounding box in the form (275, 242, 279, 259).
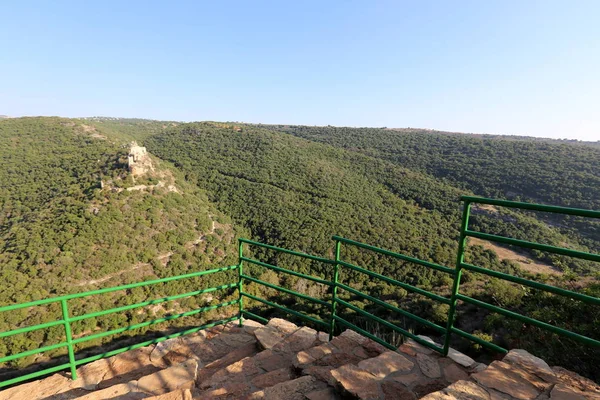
(128, 142, 153, 177)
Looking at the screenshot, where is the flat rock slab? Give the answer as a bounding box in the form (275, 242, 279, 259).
(72, 358, 114, 390)
(196, 382, 253, 400)
(255, 326, 287, 350)
(76, 381, 144, 400)
(99, 347, 163, 389)
(441, 362, 469, 382)
(358, 351, 414, 378)
(254, 349, 294, 372)
(251, 367, 294, 389)
(503, 349, 556, 383)
(155, 330, 256, 366)
(472, 361, 541, 400)
(240, 319, 264, 333)
(552, 367, 600, 396)
(381, 380, 417, 400)
(181, 336, 231, 364)
(304, 365, 337, 386)
(195, 342, 258, 386)
(331, 364, 381, 400)
(251, 375, 326, 400)
(420, 380, 491, 400)
(0, 373, 84, 400)
(446, 347, 476, 369)
(219, 332, 256, 348)
(399, 338, 435, 356)
(417, 353, 442, 379)
(272, 326, 318, 353)
(137, 359, 198, 395)
(550, 383, 590, 400)
(330, 335, 360, 354)
(305, 387, 338, 400)
(317, 331, 330, 343)
(201, 356, 262, 389)
(267, 318, 300, 335)
(151, 337, 186, 363)
(146, 389, 193, 400)
(390, 371, 422, 387)
(339, 329, 369, 345)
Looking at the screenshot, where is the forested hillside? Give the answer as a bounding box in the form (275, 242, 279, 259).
(81, 117, 179, 142)
(0, 118, 243, 371)
(146, 122, 597, 275)
(257, 124, 600, 260)
(0, 117, 598, 380)
(257, 125, 600, 210)
(145, 122, 599, 378)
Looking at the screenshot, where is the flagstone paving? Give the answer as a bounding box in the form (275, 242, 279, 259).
(0, 318, 598, 399)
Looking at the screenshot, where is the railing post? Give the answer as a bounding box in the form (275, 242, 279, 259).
(238, 239, 244, 326)
(443, 200, 472, 356)
(329, 240, 341, 341)
(60, 299, 77, 380)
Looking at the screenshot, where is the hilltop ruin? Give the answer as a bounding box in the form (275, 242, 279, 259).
(128, 142, 153, 177)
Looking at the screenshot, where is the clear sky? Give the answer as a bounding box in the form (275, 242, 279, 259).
(1, 1, 598, 140)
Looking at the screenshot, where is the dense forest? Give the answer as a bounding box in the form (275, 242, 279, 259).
(146, 122, 597, 275)
(0, 117, 598, 380)
(256, 125, 600, 210)
(145, 122, 599, 378)
(256, 125, 600, 254)
(0, 118, 244, 373)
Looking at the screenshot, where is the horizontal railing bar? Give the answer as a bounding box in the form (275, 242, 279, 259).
(460, 262, 600, 306)
(241, 292, 329, 327)
(338, 260, 451, 304)
(240, 257, 332, 286)
(456, 294, 600, 348)
(72, 300, 239, 345)
(0, 319, 66, 339)
(332, 316, 396, 351)
(332, 236, 455, 275)
(0, 341, 69, 364)
(239, 238, 333, 264)
(241, 275, 330, 306)
(0, 265, 239, 313)
(335, 298, 444, 353)
(465, 230, 600, 263)
(70, 283, 238, 322)
(241, 310, 269, 324)
(0, 362, 72, 388)
(449, 326, 508, 354)
(335, 282, 446, 333)
(462, 196, 600, 218)
(74, 316, 239, 366)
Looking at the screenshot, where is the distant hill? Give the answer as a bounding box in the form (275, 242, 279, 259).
(255, 125, 600, 210)
(254, 124, 600, 257)
(145, 122, 597, 274)
(80, 117, 179, 142)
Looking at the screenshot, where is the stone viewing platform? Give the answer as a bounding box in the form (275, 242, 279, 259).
(1, 318, 598, 399)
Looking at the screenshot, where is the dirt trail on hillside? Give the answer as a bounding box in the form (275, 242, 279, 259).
(75, 219, 218, 287)
(74, 263, 151, 287)
(469, 237, 562, 276)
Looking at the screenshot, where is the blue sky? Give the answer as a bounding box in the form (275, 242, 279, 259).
(1, 1, 598, 140)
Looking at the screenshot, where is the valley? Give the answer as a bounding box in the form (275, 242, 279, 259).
(0, 117, 598, 381)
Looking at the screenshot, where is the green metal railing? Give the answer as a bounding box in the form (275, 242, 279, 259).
(237, 237, 334, 331)
(0, 265, 240, 388)
(327, 235, 453, 353)
(1, 196, 599, 390)
(444, 196, 600, 354)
